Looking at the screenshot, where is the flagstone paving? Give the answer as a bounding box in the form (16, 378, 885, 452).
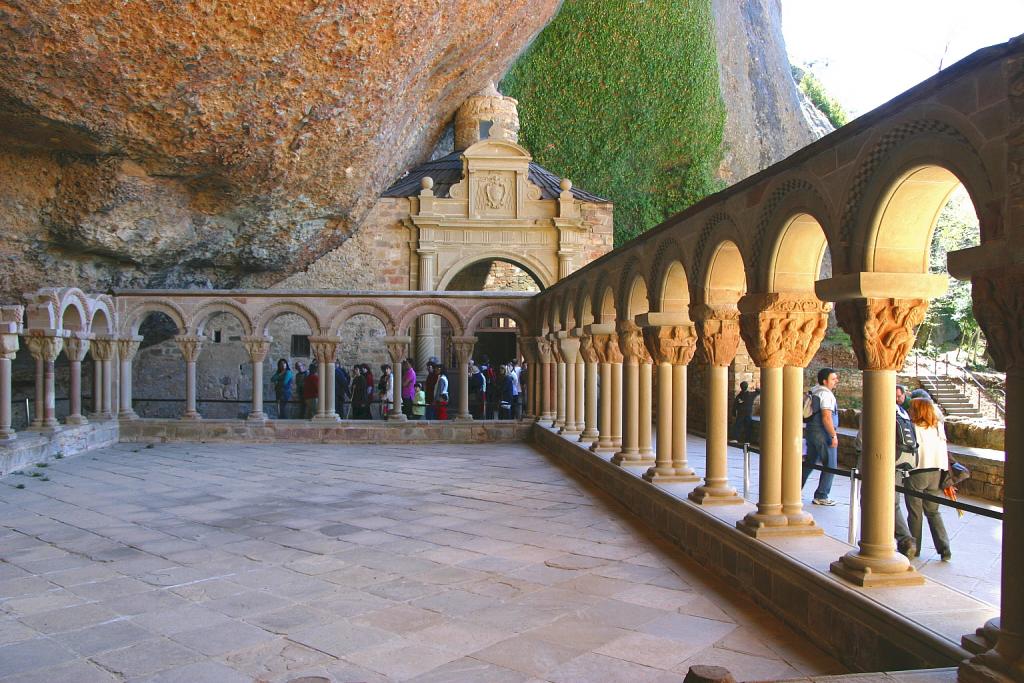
(0, 442, 844, 682)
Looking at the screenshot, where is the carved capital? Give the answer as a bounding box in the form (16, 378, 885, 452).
(558, 336, 581, 363)
(241, 336, 271, 363)
(642, 324, 698, 366)
(0, 334, 19, 360)
(64, 336, 91, 363)
(590, 333, 624, 364)
(174, 335, 204, 363)
(548, 334, 565, 364)
(579, 333, 599, 364)
(115, 337, 142, 362)
(692, 304, 741, 367)
(450, 335, 477, 364)
(972, 266, 1024, 373)
(617, 321, 652, 364)
(739, 294, 831, 369)
(536, 338, 554, 364)
(90, 337, 117, 362)
(24, 334, 64, 362)
(835, 298, 928, 371)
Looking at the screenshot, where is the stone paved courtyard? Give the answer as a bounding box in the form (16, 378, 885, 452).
(0, 441, 844, 682)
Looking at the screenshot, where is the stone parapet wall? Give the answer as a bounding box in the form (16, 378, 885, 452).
(120, 418, 531, 445)
(531, 424, 976, 673)
(0, 421, 119, 476)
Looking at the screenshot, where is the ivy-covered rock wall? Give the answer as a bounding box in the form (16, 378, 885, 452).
(503, 0, 826, 246)
(502, 0, 725, 245)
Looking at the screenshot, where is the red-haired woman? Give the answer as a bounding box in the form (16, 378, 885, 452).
(906, 398, 952, 561)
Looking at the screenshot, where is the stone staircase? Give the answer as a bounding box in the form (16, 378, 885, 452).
(919, 375, 985, 419)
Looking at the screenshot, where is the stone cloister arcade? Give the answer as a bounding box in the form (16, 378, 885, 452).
(0, 37, 1022, 683)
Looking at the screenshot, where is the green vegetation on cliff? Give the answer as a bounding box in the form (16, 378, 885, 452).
(501, 0, 725, 245)
(793, 65, 848, 128)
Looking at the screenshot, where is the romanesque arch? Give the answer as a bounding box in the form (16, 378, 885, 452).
(189, 301, 255, 338)
(254, 302, 322, 338)
(329, 303, 397, 337)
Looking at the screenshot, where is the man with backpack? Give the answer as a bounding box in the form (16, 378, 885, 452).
(801, 367, 840, 506)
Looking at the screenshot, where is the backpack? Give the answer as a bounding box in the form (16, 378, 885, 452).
(894, 411, 919, 471)
(802, 391, 814, 422)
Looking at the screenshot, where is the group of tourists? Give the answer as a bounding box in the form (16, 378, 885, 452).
(268, 355, 524, 422)
(467, 356, 524, 420)
(800, 367, 956, 562)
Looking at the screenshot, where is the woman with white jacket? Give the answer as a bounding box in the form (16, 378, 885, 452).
(906, 398, 952, 561)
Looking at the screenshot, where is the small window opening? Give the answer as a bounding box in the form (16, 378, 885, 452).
(479, 120, 493, 139)
(213, 330, 223, 344)
(291, 335, 311, 358)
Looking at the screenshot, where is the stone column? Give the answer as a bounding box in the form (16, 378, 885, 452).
(520, 337, 538, 420)
(959, 267, 1024, 683)
(309, 336, 342, 422)
(25, 334, 64, 429)
(64, 336, 91, 425)
(637, 357, 654, 460)
(737, 296, 791, 535)
(610, 357, 623, 449)
(242, 336, 271, 421)
(672, 362, 698, 479)
(174, 336, 204, 421)
(689, 305, 742, 505)
(116, 337, 141, 421)
(587, 329, 621, 452)
(640, 320, 699, 483)
(574, 355, 586, 433)
(90, 338, 117, 421)
(830, 298, 928, 586)
(579, 333, 600, 443)
(90, 348, 103, 419)
(382, 337, 411, 422)
(450, 336, 476, 421)
(779, 297, 831, 532)
(536, 338, 554, 423)
(558, 335, 581, 435)
(551, 333, 567, 429)
(0, 332, 19, 441)
(612, 320, 654, 466)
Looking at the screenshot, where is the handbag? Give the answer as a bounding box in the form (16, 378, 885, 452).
(941, 460, 970, 489)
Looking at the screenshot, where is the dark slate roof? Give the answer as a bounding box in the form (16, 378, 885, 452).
(382, 150, 609, 203)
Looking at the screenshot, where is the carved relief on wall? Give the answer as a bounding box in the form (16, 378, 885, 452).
(835, 298, 928, 371)
(473, 171, 515, 216)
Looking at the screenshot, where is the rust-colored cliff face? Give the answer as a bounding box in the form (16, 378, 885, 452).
(0, 1, 560, 296)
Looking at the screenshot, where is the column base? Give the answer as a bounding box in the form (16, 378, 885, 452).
(642, 466, 698, 483)
(736, 511, 812, 538)
(312, 414, 341, 424)
(117, 412, 138, 422)
(558, 427, 581, 436)
(784, 510, 817, 527)
(0, 431, 17, 444)
(590, 440, 616, 453)
(66, 415, 89, 426)
(611, 451, 655, 467)
(247, 412, 268, 422)
(453, 415, 473, 422)
(958, 653, 1022, 683)
(829, 552, 924, 587)
(672, 466, 701, 481)
(688, 484, 743, 505)
(388, 413, 410, 422)
(962, 618, 1001, 655)
(180, 413, 203, 421)
(579, 429, 599, 441)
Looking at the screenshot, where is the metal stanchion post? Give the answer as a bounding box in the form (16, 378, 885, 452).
(743, 443, 750, 500)
(25, 398, 30, 426)
(848, 467, 860, 545)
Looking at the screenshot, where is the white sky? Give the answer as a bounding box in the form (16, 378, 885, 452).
(782, 1, 1024, 117)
